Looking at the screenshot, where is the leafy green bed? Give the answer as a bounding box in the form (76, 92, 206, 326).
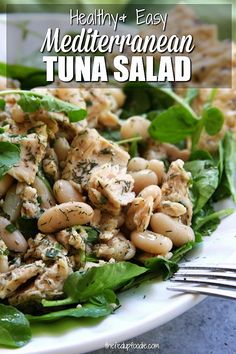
(0, 65, 235, 348)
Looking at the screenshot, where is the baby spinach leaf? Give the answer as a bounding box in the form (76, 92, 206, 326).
(121, 83, 200, 145)
(0, 90, 87, 123)
(118, 271, 158, 292)
(202, 107, 224, 136)
(42, 262, 147, 307)
(185, 159, 219, 214)
(0, 98, 5, 110)
(29, 289, 118, 323)
(89, 289, 118, 307)
(144, 256, 178, 279)
(184, 88, 199, 104)
(146, 110, 163, 121)
(149, 105, 198, 144)
(158, 87, 198, 120)
(0, 62, 47, 89)
(193, 206, 234, 236)
(191, 106, 224, 151)
(17, 92, 87, 122)
(26, 303, 113, 323)
(64, 262, 147, 302)
(0, 304, 31, 348)
(171, 241, 197, 263)
(83, 226, 100, 244)
(0, 141, 21, 178)
(189, 149, 213, 161)
(214, 132, 236, 202)
(121, 82, 174, 119)
(109, 258, 178, 293)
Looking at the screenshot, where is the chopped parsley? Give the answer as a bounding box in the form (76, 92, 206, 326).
(100, 195, 108, 204)
(45, 248, 60, 259)
(5, 224, 17, 233)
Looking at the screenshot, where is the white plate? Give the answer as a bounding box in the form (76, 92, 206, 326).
(1, 13, 236, 354)
(1, 199, 235, 354)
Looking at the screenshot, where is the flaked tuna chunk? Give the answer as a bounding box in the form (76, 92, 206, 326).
(88, 164, 135, 216)
(62, 128, 130, 187)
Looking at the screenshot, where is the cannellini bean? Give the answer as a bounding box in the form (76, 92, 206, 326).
(38, 202, 94, 233)
(109, 88, 126, 107)
(160, 201, 187, 217)
(150, 212, 195, 247)
(54, 137, 70, 162)
(148, 160, 165, 185)
(130, 169, 158, 194)
(33, 176, 56, 209)
(0, 256, 8, 273)
(139, 185, 162, 209)
(2, 185, 22, 221)
(55, 88, 86, 108)
(0, 216, 28, 252)
(99, 111, 119, 127)
(0, 174, 14, 198)
(131, 230, 172, 255)
(11, 104, 25, 123)
(128, 157, 148, 172)
(163, 143, 190, 162)
(120, 116, 150, 140)
(53, 180, 83, 204)
(128, 158, 165, 186)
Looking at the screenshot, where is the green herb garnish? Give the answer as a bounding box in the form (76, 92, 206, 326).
(5, 224, 17, 233)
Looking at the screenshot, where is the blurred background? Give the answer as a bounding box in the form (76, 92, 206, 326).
(0, 0, 235, 40)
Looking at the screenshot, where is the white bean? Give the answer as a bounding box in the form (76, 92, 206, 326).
(38, 202, 94, 233)
(130, 169, 158, 194)
(11, 104, 25, 123)
(0, 256, 8, 273)
(128, 157, 148, 172)
(109, 88, 126, 107)
(160, 201, 187, 217)
(0, 174, 14, 198)
(138, 185, 162, 209)
(99, 111, 119, 127)
(33, 176, 56, 209)
(150, 212, 195, 247)
(0, 216, 28, 252)
(120, 116, 150, 140)
(53, 180, 83, 204)
(2, 184, 22, 222)
(147, 160, 165, 185)
(54, 137, 70, 162)
(163, 143, 190, 162)
(131, 230, 172, 255)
